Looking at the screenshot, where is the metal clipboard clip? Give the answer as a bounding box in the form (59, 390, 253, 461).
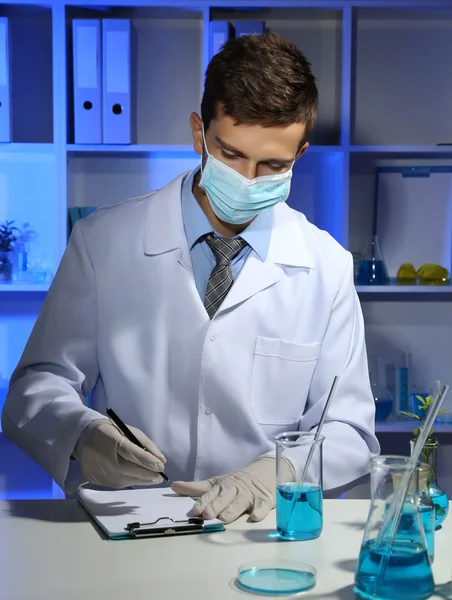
(125, 516, 206, 537)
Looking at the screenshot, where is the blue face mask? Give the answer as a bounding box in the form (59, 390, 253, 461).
(198, 130, 294, 225)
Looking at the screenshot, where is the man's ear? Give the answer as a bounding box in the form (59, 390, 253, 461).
(295, 141, 309, 161)
(190, 112, 203, 155)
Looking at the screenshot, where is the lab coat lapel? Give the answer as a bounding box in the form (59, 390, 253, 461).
(219, 256, 281, 314)
(218, 204, 316, 315)
(142, 171, 193, 273)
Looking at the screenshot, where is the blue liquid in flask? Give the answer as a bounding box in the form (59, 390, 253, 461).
(354, 539, 434, 600)
(429, 484, 449, 529)
(398, 504, 434, 561)
(276, 483, 322, 540)
(356, 260, 389, 286)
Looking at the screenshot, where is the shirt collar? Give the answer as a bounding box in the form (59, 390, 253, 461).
(181, 167, 272, 262)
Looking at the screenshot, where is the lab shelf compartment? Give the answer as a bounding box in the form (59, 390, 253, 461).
(352, 7, 452, 147)
(66, 6, 204, 146)
(0, 4, 53, 143)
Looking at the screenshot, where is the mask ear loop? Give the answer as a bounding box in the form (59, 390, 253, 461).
(200, 123, 211, 177)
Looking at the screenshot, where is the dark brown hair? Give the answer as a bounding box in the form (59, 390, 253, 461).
(201, 32, 318, 143)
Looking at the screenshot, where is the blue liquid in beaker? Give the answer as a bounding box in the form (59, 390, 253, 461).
(354, 539, 434, 600)
(276, 483, 322, 540)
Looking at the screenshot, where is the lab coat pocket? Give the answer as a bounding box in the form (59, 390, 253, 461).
(251, 337, 322, 425)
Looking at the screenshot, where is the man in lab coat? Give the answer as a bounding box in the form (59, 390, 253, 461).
(2, 33, 378, 523)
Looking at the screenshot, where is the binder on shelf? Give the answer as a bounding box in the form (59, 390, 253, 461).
(102, 19, 133, 145)
(209, 21, 234, 59)
(77, 485, 225, 540)
(235, 21, 265, 37)
(72, 19, 102, 144)
(0, 17, 11, 142)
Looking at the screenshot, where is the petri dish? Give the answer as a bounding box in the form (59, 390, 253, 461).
(237, 560, 316, 596)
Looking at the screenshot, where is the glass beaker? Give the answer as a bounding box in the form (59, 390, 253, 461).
(274, 432, 324, 541)
(354, 456, 435, 600)
(368, 355, 393, 421)
(356, 234, 389, 285)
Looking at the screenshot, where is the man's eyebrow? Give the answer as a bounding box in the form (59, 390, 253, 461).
(215, 137, 248, 158)
(215, 136, 293, 165)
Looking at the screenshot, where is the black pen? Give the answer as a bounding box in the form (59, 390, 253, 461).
(106, 407, 169, 482)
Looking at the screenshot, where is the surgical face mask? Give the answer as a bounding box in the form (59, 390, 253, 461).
(198, 129, 294, 225)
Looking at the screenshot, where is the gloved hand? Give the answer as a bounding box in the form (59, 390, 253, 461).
(171, 456, 294, 524)
(74, 419, 166, 488)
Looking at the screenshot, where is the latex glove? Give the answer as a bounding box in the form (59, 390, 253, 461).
(74, 419, 166, 488)
(171, 456, 294, 524)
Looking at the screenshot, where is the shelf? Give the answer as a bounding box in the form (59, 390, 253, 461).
(66, 144, 343, 155)
(0, 284, 49, 293)
(350, 146, 452, 156)
(0, 143, 55, 154)
(66, 144, 452, 156)
(376, 421, 452, 434)
(67, 144, 197, 155)
(309, 146, 344, 153)
(356, 285, 452, 295)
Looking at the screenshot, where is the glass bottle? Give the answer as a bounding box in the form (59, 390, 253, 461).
(356, 234, 389, 285)
(411, 437, 449, 530)
(355, 456, 434, 600)
(368, 355, 393, 421)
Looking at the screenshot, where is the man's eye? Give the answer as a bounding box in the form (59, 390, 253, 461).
(221, 151, 240, 161)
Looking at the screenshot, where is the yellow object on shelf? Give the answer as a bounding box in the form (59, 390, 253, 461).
(416, 264, 448, 286)
(396, 263, 417, 285)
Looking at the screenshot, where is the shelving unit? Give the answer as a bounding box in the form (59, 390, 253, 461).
(2, 0, 452, 497)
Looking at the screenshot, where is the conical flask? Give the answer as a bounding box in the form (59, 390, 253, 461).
(356, 235, 389, 285)
(354, 456, 434, 600)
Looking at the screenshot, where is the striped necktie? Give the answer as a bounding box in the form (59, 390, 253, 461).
(204, 234, 248, 319)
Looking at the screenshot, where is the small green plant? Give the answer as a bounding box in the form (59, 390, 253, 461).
(14, 222, 37, 252)
(400, 381, 447, 485)
(0, 220, 18, 252)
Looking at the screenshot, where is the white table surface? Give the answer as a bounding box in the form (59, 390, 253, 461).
(0, 499, 451, 600)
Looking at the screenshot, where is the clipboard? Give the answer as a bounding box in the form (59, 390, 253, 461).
(77, 484, 225, 540)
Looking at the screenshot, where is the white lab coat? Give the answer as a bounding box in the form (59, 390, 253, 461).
(2, 171, 379, 497)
